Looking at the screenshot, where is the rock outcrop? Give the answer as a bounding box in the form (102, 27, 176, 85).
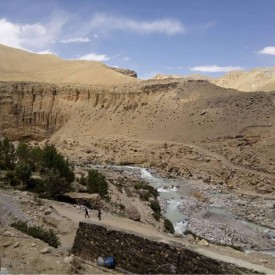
(125, 204, 141, 221)
(110, 67, 138, 78)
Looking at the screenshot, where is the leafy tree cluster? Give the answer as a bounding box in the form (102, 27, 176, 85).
(0, 138, 74, 199)
(79, 169, 109, 199)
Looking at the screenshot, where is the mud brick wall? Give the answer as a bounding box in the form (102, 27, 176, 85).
(72, 222, 258, 274)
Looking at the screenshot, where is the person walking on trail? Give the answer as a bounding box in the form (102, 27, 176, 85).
(85, 207, 90, 219)
(98, 209, 102, 221)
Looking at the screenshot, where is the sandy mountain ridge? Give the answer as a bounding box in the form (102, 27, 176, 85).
(1, 43, 275, 92)
(0, 44, 137, 86)
(0, 43, 274, 195)
(153, 68, 275, 92)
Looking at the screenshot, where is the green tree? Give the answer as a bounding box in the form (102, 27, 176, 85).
(29, 146, 43, 172)
(5, 170, 19, 186)
(42, 169, 72, 199)
(41, 145, 74, 183)
(0, 138, 15, 170)
(16, 142, 30, 164)
(15, 162, 32, 187)
(86, 169, 108, 198)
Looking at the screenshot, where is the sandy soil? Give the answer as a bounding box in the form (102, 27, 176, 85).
(0, 44, 137, 86)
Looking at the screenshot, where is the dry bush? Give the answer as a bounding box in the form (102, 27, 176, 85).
(191, 191, 209, 203)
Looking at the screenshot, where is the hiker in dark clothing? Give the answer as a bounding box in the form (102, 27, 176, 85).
(85, 207, 90, 219)
(98, 209, 102, 221)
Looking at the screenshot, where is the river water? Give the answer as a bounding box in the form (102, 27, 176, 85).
(139, 167, 188, 235)
(87, 164, 275, 255)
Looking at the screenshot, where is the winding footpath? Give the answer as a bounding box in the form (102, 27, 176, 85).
(48, 199, 275, 274)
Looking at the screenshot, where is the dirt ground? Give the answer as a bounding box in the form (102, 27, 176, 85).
(1, 187, 275, 274)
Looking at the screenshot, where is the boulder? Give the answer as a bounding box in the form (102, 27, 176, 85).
(61, 192, 101, 208)
(198, 239, 209, 246)
(185, 234, 195, 242)
(125, 204, 141, 221)
(40, 247, 52, 254)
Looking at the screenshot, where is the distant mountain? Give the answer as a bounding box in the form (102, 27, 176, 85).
(212, 68, 275, 92)
(153, 68, 275, 92)
(153, 73, 212, 81)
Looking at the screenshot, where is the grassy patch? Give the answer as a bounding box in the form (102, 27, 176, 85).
(11, 220, 60, 248)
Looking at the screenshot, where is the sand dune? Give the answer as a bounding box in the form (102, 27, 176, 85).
(0, 44, 137, 86)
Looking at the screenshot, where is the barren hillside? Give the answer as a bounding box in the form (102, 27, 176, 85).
(0, 44, 274, 195)
(0, 44, 137, 86)
(0, 79, 274, 195)
(153, 68, 275, 92)
(212, 68, 275, 92)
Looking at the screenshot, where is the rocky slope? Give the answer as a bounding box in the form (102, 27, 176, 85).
(0, 79, 274, 195)
(153, 67, 275, 92)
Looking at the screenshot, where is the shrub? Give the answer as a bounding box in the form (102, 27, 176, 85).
(11, 220, 60, 247)
(0, 138, 16, 170)
(150, 199, 161, 214)
(5, 170, 20, 186)
(41, 169, 72, 199)
(152, 212, 161, 221)
(41, 145, 74, 183)
(16, 142, 30, 165)
(164, 218, 175, 234)
(139, 192, 150, 201)
(15, 163, 32, 187)
(134, 181, 158, 199)
(191, 191, 209, 203)
(86, 169, 108, 198)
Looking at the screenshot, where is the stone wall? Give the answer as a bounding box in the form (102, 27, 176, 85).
(72, 222, 259, 274)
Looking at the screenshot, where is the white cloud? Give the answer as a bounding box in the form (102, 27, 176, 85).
(0, 17, 66, 51)
(191, 65, 244, 73)
(88, 13, 184, 35)
(123, 56, 130, 61)
(36, 50, 55, 55)
(78, 53, 110, 62)
(258, 46, 275, 55)
(93, 34, 99, 39)
(60, 37, 90, 43)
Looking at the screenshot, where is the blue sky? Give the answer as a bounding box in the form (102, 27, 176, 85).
(0, 0, 275, 78)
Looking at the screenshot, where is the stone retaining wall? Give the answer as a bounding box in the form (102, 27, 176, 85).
(72, 222, 260, 274)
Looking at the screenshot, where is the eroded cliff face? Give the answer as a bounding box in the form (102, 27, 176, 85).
(1, 79, 274, 146)
(0, 82, 75, 140)
(0, 79, 203, 141)
(0, 80, 274, 195)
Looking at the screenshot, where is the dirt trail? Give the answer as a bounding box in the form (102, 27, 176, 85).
(49, 200, 275, 274)
(49, 200, 165, 251)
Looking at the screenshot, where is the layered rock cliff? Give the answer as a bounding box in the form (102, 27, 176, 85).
(0, 80, 274, 194)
